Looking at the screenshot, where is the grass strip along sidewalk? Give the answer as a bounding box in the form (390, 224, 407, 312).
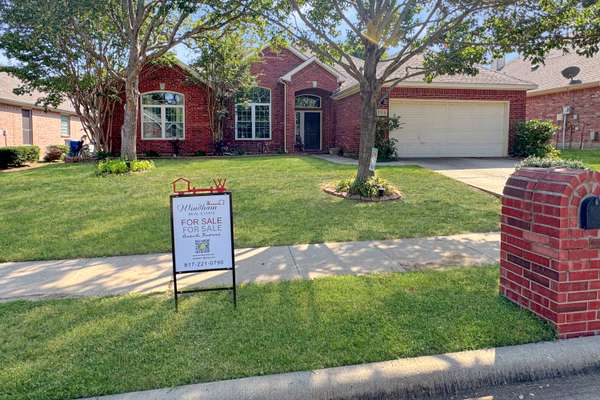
(0, 266, 554, 400)
(0, 156, 500, 262)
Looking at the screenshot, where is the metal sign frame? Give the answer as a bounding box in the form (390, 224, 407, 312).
(169, 189, 236, 311)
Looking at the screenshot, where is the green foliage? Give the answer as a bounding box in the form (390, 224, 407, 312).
(96, 151, 111, 160)
(337, 174, 395, 197)
(95, 159, 155, 175)
(144, 150, 161, 158)
(43, 145, 68, 162)
(375, 116, 400, 161)
(513, 120, 559, 158)
(517, 156, 588, 170)
(0, 145, 40, 168)
(194, 150, 207, 157)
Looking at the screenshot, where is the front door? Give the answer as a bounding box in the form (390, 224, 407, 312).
(302, 112, 321, 150)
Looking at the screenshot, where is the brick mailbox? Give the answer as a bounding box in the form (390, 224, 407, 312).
(501, 167, 600, 338)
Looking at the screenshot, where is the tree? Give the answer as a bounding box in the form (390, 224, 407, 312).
(268, 0, 522, 184)
(72, 0, 268, 161)
(0, 0, 123, 152)
(188, 29, 260, 146)
(489, 0, 600, 62)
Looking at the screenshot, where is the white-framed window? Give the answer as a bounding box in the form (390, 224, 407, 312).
(295, 94, 321, 109)
(141, 91, 184, 140)
(235, 87, 271, 140)
(60, 115, 70, 137)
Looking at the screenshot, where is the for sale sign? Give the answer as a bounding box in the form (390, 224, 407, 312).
(170, 192, 234, 273)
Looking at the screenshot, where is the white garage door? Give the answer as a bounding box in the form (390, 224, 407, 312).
(388, 100, 509, 157)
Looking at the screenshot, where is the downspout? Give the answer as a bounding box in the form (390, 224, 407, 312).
(282, 79, 288, 153)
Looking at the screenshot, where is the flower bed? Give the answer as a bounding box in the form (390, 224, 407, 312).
(323, 175, 402, 202)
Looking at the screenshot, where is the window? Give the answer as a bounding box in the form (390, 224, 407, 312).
(22, 109, 32, 144)
(60, 115, 70, 137)
(295, 94, 321, 109)
(141, 92, 184, 139)
(235, 87, 271, 140)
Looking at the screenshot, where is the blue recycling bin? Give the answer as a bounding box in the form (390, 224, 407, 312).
(69, 140, 82, 156)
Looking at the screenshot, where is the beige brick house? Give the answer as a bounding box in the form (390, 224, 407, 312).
(0, 72, 83, 154)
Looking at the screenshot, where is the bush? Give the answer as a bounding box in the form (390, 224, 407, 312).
(336, 174, 395, 197)
(517, 156, 588, 170)
(375, 117, 400, 161)
(194, 150, 207, 156)
(43, 145, 68, 162)
(96, 151, 111, 160)
(0, 145, 40, 168)
(513, 120, 559, 158)
(144, 150, 160, 158)
(96, 159, 155, 175)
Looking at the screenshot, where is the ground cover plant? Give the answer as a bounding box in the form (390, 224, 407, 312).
(0, 266, 555, 400)
(0, 156, 500, 262)
(561, 149, 600, 171)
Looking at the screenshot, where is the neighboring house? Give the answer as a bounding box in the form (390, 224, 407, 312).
(502, 50, 600, 148)
(0, 72, 83, 152)
(109, 46, 535, 158)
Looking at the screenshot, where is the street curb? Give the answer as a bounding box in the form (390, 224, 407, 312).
(83, 336, 600, 400)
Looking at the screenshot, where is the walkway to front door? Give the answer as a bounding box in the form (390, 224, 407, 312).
(296, 111, 321, 150)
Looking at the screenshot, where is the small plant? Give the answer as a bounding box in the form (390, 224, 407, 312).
(96, 150, 111, 160)
(513, 119, 560, 158)
(95, 159, 155, 175)
(43, 145, 68, 162)
(0, 145, 40, 168)
(194, 150, 207, 157)
(336, 174, 395, 197)
(144, 150, 160, 158)
(375, 116, 400, 161)
(517, 156, 588, 170)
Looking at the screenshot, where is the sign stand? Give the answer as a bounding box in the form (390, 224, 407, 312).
(170, 178, 236, 311)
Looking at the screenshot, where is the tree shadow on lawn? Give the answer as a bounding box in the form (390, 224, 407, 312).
(0, 268, 554, 400)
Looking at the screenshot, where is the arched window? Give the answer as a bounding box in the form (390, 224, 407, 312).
(235, 87, 271, 140)
(295, 94, 321, 109)
(141, 91, 184, 139)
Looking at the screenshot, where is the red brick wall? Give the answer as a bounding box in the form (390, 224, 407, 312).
(223, 47, 305, 153)
(527, 87, 600, 148)
(110, 64, 212, 156)
(333, 88, 527, 154)
(501, 167, 600, 339)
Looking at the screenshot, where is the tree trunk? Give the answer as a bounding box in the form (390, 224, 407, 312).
(121, 63, 139, 160)
(355, 46, 380, 183)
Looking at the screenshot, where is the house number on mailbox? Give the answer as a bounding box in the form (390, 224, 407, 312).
(580, 196, 600, 229)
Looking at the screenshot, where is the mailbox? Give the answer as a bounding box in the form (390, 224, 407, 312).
(580, 196, 600, 229)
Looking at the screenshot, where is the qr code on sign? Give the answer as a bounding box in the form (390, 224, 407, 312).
(195, 239, 210, 254)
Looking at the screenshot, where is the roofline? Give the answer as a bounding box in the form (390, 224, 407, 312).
(280, 56, 345, 83)
(0, 97, 78, 115)
(285, 45, 310, 61)
(527, 81, 600, 97)
(332, 81, 538, 100)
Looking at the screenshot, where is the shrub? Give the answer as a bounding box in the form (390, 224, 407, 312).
(96, 151, 111, 160)
(43, 145, 68, 162)
(96, 159, 155, 175)
(375, 117, 400, 161)
(513, 120, 559, 158)
(194, 150, 207, 157)
(144, 150, 160, 158)
(336, 174, 395, 197)
(517, 156, 588, 170)
(0, 145, 40, 168)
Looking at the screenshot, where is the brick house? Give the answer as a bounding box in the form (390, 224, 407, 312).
(0, 72, 83, 154)
(502, 50, 600, 149)
(109, 46, 534, 157)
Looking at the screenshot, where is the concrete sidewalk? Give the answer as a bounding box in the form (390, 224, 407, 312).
(0, 232, 499, 301)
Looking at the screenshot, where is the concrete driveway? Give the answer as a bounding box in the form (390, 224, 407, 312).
(412, 158, 518, 196)
(314, 155, 518, 196)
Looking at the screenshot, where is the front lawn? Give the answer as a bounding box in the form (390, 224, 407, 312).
(0, 156, 500, 262)
(0, 266, 555, 400)
(561, 149, 600, 170)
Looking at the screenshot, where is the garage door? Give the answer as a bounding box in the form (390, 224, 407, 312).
(388, 100, 509, 157)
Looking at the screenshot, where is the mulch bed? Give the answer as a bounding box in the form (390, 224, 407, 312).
(322, 184, 402, 202)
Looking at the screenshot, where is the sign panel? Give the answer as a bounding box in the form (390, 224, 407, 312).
(171, 193, 234, 273)
(369, 147, 378, 172)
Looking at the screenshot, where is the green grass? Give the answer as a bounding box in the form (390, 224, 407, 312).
(0, 156, 500, 262)
(0, 266, 555, 400)
(561, 149, 600, 170)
